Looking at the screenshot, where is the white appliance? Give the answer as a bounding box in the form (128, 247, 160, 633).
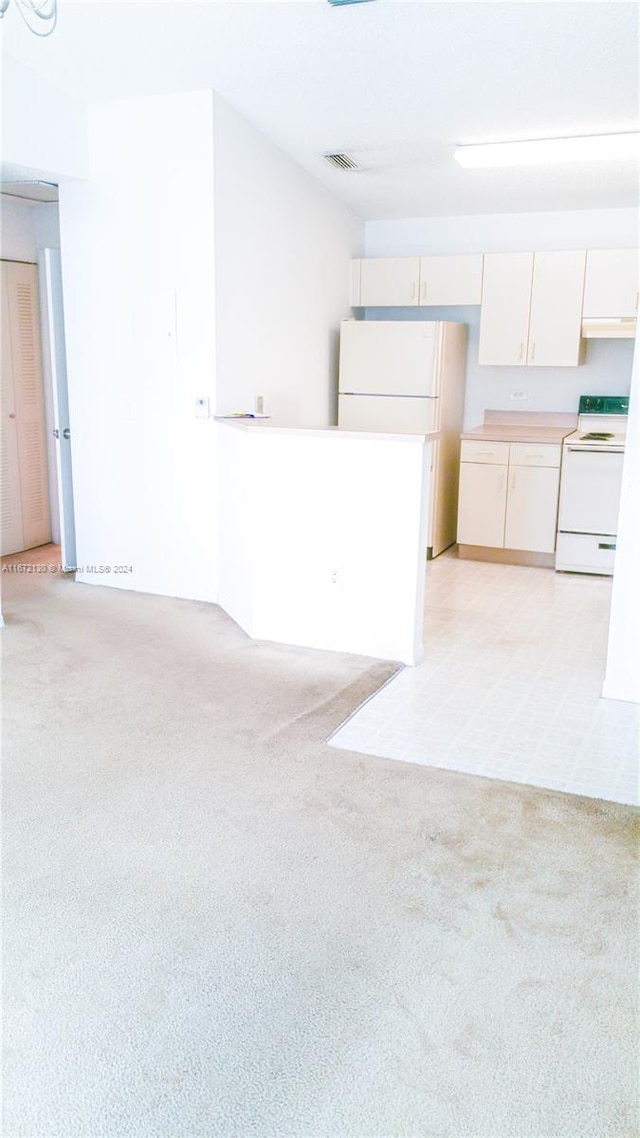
(556, 395, 629, 575)
(338, 319, 467, 557)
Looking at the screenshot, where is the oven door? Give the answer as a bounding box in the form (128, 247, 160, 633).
(558, 446, 625, 534)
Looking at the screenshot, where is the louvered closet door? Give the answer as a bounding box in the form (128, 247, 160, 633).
(1, 269, 24, 555)
(2, 262, 51, 553)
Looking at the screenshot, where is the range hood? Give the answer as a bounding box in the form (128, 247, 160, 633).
(581, 317, 636, 339)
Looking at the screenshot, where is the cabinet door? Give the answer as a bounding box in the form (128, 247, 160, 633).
(527, 251, 586, 367)
(418, 254, 483, 305)
(359, 258, 420, 307)
(582, 249, 639, 318)
(478, 253, 533, 365)
(457, 461, 508, 548)
(504, 465, 560, 552)
(349, 259, 362, 306)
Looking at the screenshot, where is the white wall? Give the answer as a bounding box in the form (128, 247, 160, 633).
(365, 208, 638, 428)
(1, 56, 87, 180)
(58, 92, 219, 602)
(366, 208, 638, 257)
(0, 199, 59, 262)
(217, 423, 430, 665)
(603, 338, 640, 703)
(213, 95, 364, 427)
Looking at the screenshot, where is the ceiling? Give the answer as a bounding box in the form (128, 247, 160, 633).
(3, 0, 639, 219)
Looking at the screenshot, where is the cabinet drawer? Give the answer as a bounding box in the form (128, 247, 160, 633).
(460, 440, 510, 465)
(509, 442, 561, 468)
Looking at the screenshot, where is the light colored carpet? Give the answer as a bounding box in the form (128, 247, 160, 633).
(3, 547, 639, 1138)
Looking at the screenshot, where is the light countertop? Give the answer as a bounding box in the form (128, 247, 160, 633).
(460, 424, 575, 444)
(461, 410, 577, 445)
(216, 419, 439, 444)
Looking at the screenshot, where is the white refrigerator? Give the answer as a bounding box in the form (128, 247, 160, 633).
(338, 319, 467, 557)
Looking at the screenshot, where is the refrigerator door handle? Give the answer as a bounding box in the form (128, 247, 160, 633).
(339, 391, 439, 399)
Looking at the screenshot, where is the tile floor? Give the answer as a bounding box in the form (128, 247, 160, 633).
(329, 551, 639, 806)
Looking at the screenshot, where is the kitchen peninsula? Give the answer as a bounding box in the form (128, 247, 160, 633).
(216, 419, 434, 665)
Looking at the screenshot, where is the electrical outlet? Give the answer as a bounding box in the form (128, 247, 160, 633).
(329, 566, 344, 591)
(195, 396, 210, 419)
(510, 390, 528, 401)
(255, 395, 264, 415)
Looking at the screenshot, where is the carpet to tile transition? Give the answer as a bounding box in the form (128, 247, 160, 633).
(3, 548, 639, 1137)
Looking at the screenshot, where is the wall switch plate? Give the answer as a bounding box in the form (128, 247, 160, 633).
(195, 396, 210, 419)
(255, 395, 264, 415)
(510, 390, 528, 401)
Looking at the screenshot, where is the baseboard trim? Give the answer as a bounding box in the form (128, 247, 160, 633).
(458, 545, 555, 569)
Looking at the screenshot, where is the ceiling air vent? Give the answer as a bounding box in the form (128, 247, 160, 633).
(324, 153, 360, 171)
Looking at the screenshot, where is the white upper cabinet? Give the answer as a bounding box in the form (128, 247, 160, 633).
(527, 250, 586, 367)
(479, 250, 585, 367)
(418, 254, 483, 305)
(478, 253, 533, 366)
(351, 254, 484, 307)
(582, 249, 639, 318)
(358, 257, 420, 307)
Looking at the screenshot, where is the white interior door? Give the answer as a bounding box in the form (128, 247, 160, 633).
(339, 320, 437, 396)
(39, 249, 77, 571)
(1, 261, 51, 555)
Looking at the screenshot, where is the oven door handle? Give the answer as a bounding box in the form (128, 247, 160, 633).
(566, 445, 622, 453)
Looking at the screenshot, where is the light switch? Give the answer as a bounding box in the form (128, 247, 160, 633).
(195, 396, 210, 419)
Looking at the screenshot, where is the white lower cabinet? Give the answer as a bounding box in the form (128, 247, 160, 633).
(457, 460, 507, 547)
(457, 440, 561, 553)
(504, 464, 560, 552)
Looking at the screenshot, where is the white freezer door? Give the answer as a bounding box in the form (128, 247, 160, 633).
(339, 320, 438, 397)
(558, 448, 624, 534)
(338, 394, 439, 434)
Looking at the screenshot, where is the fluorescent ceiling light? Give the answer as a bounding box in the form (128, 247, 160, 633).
(454, 133, 640, 168)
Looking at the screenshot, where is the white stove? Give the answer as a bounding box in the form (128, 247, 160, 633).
(556, 395, 629, 575)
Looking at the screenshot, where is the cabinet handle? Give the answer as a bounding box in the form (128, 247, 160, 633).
(598, 542, 616, 551)
(421, 281, 426, 301)
(530, 342, 536, 361)
(411, 282, 417, 300)
(519, 342, 524, 360)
